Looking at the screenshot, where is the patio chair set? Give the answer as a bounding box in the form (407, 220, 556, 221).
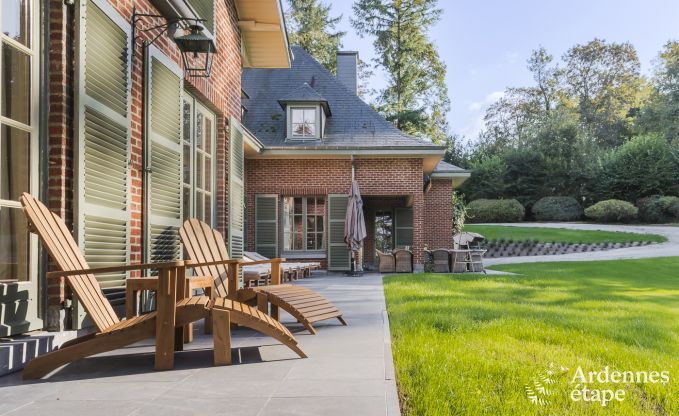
(19, 193, 346, 379)
(426, 232, 487, 274)
(376, 249, 414, 273)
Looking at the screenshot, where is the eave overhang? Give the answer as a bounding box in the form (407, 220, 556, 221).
(235, 0, 291, 68)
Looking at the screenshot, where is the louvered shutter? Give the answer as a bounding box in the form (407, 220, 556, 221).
(327, 195, 351, 271)
(228, 118, 245, 260)
(394, 207, 414, 249)
(145, 47, 183, 265)
(255, 195, 278, 259)
(74, 0, 131, 311)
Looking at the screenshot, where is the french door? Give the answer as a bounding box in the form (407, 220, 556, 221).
(182, 95, 216, 227)
(0, 0, 42, 336)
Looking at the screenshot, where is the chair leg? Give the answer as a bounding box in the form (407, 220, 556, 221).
(213, 309, 232, 366)
(204, 286, 213, 334)
(125, 287, 136, 320)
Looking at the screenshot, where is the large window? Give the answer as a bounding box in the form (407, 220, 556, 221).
(290, 107, 317, 138)
(182, 96, 216, 225)
(283, 197, 325, 251)
(0, 0, 36, 282)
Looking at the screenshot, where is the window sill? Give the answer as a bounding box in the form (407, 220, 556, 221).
(282, 252, 326, 259)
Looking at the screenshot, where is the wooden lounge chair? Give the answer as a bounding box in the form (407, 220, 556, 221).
(377, 250, 395, 273)
(393, 249, 413, 273)
(180, 219, 346, 335)
(19, 193, 305, 379)
(431, 249, 451, 273)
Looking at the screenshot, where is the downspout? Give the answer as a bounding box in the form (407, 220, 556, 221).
(351, 154, 356, 181)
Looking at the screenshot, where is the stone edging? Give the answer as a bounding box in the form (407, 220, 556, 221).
(483, 241, 656, 258)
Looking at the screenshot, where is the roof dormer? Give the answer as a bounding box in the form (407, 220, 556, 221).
(278, 83, 331, 140)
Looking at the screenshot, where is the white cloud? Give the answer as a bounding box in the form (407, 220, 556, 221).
(460, 90, 505, 140)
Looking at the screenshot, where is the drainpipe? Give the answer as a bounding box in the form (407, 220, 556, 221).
(351, 154, 356, 181)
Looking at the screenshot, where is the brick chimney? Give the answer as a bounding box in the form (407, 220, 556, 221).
(336, 51, 358, 95)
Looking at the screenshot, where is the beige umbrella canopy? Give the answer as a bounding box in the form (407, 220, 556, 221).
(344, 179, 367, 269)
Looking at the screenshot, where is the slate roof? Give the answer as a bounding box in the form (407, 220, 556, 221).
(277, 82, 331, 115)
(433, 160, 470, 173)
(242, 46, 444, 150)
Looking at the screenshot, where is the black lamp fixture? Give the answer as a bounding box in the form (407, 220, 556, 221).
(131, 9, 216, 77)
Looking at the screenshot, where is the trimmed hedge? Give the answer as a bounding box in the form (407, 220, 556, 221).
(467, 199, 525, 223)
(532, 196, 583, 221)
(584, 199, 638, 223)
(637, 195, 679, 223)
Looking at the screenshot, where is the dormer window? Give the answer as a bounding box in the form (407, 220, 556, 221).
(278, 83, 331, 141)
(291, 107, 317, 138)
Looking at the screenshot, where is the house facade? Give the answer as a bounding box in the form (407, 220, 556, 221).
(241, 47, 470, 272)
(0, 0, 289, 336)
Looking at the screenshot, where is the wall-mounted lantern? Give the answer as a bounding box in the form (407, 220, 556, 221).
(132, 9, 217, 78)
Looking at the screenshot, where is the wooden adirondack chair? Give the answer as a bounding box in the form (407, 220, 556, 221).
(19, 193, 305, 379)
(180, 219, 347, 335)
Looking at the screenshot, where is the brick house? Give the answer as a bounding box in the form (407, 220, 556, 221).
(241, 46, 470, 272)
(0, 0, 289, 336)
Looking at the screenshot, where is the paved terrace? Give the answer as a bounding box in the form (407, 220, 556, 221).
(0, 274, 400, 416)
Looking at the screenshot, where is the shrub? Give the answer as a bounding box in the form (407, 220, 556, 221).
(584, 199, 638, 223)
(467, 199, 525, 223)
(637, 195, 679, 223)
(531, 196, 583, 221)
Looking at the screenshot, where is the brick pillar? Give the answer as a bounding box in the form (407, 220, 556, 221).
(45, 0, 75, 331)
(412, 192, 425, 272)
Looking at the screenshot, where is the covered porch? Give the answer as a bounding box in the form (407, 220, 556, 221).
(361, 195, 416, 271)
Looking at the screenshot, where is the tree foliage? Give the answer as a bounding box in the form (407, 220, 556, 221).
(352, 0, 450, 143)
(286, 0, 346, 73)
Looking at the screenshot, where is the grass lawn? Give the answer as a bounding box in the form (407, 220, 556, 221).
(464, 224, 667, 244)
(385, 258, 679, 415)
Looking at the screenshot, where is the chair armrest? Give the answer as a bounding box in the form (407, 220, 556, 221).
(46, 261, 186, 278)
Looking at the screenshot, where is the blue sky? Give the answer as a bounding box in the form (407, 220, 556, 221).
(319, 1, 679, 142)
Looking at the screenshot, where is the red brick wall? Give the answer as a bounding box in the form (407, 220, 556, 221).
(423, 179, 454, 250)
(45, 0, 242, 309)
(244, 158, 427, 265)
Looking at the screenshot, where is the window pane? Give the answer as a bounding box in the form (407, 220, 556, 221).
(1, 43, 31, 125)
(294, 214, 303, 235)
(0, 125, 30, 201)
(306, 233, 315, 250)
(204, 117, 212, 153)
(305, 121, 315, 136)
(182, 186, 191, 222)
(183, 143, 191, 185)
(204, 193, 212, 225)
(195, 190, 204, 221)
(317, 233, 324, 250)
(315, 215, 324, 232)
(306, 215, 315, 233)
(292, 109, 303, 123)
(195, 112, 203, 150)
(0, 206, 29, 281)
(292, 123, 305, 137)
(294, 197, 303, 214)
(303, 109, 315, 124)
(1, 0, 30, 47)
(195, 153, 203, 189)
(204, 155, 211, 192)
(294, 233, 303, 250)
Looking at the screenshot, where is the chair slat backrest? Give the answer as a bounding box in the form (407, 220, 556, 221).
(179, 219, 231, 298)
(20, 193, 119, 331)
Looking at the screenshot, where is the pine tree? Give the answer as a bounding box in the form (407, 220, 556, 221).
(286, 0, 346, 73)
(352, 0, 450, 143)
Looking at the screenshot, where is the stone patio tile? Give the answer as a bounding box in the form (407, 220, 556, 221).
(273, 379, 385, 398)
(2, 399, 144, 416)
(285, 357, 384, 381)
(259, 396, 385, 416)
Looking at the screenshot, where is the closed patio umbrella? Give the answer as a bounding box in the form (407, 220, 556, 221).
(344, 179, 366, 273)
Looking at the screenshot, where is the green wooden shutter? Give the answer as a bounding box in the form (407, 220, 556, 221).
(228, 117, 245, 260)
(186, 0, 215, 34)
(74, 0, 131, 308)
(145, 47, 183, 265)
(328, 195, 351, 271)
(394, 207, 414, 249)
(255, 195, 277, 258)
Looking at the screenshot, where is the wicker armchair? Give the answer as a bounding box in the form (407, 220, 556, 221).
(393, 249, 413, 273)
(377, 250, 395, 273)
(431, 249, 451, 273)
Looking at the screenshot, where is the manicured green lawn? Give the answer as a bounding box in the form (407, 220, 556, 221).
(385, 258, 679, 415)
(464, 224, 667, 244)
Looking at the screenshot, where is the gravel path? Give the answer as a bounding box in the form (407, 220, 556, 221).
(482, 223, 679, 266)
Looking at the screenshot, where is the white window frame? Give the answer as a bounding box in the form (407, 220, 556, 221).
(287, 105, 320, 140)
(282, 196, 326, 253)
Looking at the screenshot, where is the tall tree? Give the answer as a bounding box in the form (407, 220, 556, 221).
(562, 39, 643, 146)
(638, 41, 679, 144)
(286, 0, 346, 73)
(527, 47, 560, 114)
(352, 0, 450, 144)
